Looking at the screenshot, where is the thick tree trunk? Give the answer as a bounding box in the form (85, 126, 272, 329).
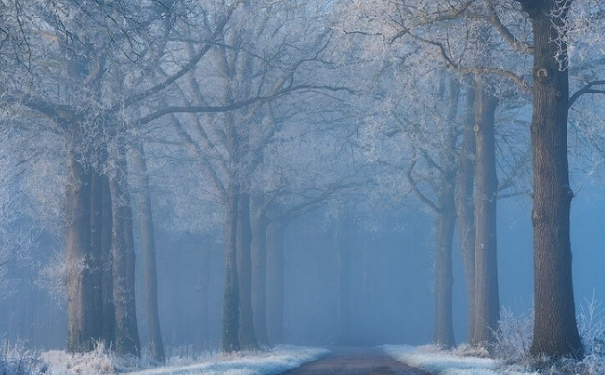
(518, 0, 583, 359)
(109, 154, 141, 357)
(251, 193, 269, 347)
(65, 145, 96, 353)
(455, 83, 476, 342)
(237, 192, 258, 350)
(90, 170, 115, 348)
(266, 205, 285, 345)
(472, 82, 500, 347)
(132, 145, 165, 362)
(222, 179, 240, 352)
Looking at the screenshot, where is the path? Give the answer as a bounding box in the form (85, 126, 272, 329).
(279, 346, 433, 375)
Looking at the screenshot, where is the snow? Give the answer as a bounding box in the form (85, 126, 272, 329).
(34, 345, 328, 375)
(383, 345, 539, 375)
(124, 346, 328, 375)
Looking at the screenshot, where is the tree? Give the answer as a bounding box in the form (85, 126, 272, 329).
(131, 144, 165, 362)
(108, 143, 141, 356)
(404, 73, 461, 347)
(472, 78, 500, 346)
(515, 0, 583, 359)
(158, 0, 355, 351)
(454, 79, 476, 341)
(340, 0, 537, 349)
(250, 193, 269, 346)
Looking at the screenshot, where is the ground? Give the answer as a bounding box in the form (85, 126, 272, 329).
(280, 346, 433, 375)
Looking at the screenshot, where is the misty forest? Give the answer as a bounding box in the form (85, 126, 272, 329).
(2, 0, 605, 374)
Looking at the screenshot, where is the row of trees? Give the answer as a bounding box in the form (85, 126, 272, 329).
(1, 0, 605, 362)
(341, 0, 605, 359)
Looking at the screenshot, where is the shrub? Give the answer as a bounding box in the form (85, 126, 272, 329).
(492, 306, 533, 362)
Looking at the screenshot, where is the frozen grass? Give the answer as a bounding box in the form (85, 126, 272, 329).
(383, 344, 538, 375)
(123, 346, 328, 375)
(384, 298, 605, 375)
(0, 340, 45, 375)
(8, 344, 327, 375)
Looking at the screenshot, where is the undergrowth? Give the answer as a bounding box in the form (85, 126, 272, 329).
(492, 294, 605, 375)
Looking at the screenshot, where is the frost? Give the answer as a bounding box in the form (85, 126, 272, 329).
(8, 344, 327, 375)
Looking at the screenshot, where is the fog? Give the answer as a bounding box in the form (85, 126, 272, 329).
(1, 0, 605, 364)
(2, 187, 604, 351)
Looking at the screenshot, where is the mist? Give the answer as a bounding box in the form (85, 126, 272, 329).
(1, 0, 605, 371)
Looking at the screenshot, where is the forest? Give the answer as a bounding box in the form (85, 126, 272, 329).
(1, 0, 605, 374)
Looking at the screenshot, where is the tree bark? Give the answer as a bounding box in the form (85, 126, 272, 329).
(516, 0, 583, 359)
(472, 81, 500, 347)
(455, 83, 476, 342)
(109, 152, 141, 357)
(237, 191, 258, 350)
(251, 193, 269, 347)
(131, 144, 165, 362)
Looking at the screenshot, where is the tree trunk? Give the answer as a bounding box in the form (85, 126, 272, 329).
(65, 144, 95, 353)
(90, 169, 116, 348)
(433, 75, 459, 348)
(434, 182, 457, 348)
(198, 240, 211, 343)
(237, 192, 258, 350)
(472, 81, 500, 347)
(132, 145, 165, 362)
(335, 218, 352, 345)
(518, 0, 583, 359)
(89, 170, 107, 345)
(222, 179, 240, 352)
(109, 153, 141, 357)
(101, 174, 115, 348)
(251, 193, 269, 347)
(455, 83, 476, 342)
(266, 205, 285, 345)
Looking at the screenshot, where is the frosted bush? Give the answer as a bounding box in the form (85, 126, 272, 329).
(493, 307, 534, 362)
(39, 342, 116, 375)
(577, 295, 605, 358)
(0, 340, 43, 375)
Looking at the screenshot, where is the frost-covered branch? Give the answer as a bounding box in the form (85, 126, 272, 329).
(569, 80, 605, 108)
(406, 159, 441, 213)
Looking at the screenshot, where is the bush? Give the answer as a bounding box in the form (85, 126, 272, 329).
(492, 306, 533, 362)
(0, 340, 43, 375)
(492, 297, 605, 375)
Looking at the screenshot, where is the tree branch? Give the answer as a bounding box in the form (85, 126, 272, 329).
(569, 80, 605, 108)
(486, 2, 534, 55)
(406, 159, 441, 213)
(407, 31, 532, 93)
(119, 0, 246, 110)
(135, 84, 354, 126)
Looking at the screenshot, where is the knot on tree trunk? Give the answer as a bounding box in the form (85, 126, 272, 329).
(535, 68, 549, 79)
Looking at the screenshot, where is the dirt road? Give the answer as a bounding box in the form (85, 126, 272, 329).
(279, 346, 433, 375)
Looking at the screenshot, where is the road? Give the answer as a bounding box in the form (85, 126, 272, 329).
(279, 346, 433, 375)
